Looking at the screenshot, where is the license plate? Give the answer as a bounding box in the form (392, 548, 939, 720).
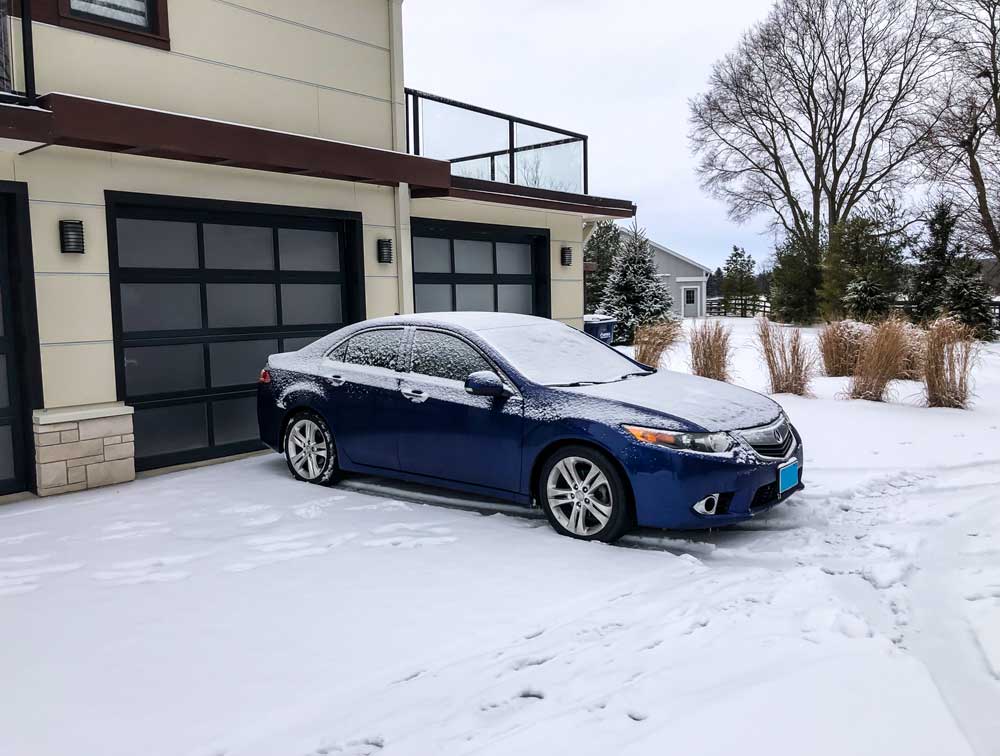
(778, 460, 799, 494)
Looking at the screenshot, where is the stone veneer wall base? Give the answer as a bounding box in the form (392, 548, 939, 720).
(33, 407, 135, 496)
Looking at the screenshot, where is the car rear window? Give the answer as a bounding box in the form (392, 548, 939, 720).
(341, 329, 403, 371)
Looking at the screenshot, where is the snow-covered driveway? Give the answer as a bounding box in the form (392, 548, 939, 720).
(2, 319, 999, 756)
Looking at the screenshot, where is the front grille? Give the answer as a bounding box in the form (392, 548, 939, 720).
(740, 418, 795, 459)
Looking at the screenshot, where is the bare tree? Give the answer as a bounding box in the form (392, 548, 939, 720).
(689, 0, 943, 256)
(923, 0, 1000, 260)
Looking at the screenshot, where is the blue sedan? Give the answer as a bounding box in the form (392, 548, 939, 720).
(257, 313, 803, 542)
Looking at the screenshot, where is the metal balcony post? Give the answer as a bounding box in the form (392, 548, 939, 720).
(21, 0, 36, 105)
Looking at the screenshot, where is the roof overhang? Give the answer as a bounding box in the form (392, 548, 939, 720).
(0, 94, 453, 189)
(412, 176, 636, 219)
(0, 96, 637, 217)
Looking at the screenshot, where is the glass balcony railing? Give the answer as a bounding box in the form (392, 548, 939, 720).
(405, 88, 588, 195)
(0, 0, 37, 105)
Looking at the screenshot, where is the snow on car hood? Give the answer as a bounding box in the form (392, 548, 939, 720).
(563, 370, 782, 432)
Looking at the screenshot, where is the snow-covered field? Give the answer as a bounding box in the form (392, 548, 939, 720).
(2, 318, 999, 756)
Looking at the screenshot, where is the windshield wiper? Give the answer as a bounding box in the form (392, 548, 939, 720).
(619, 371, 654, 380)
(547, 380, 605, 387)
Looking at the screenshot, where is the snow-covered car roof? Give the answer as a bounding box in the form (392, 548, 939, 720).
(359, 311, 548, 333)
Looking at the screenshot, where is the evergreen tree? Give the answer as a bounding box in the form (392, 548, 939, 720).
(822, 216, 906, 319)
(910, 202, 964, 324)
(842, 278, 895, 321)
(706, 267, 724, 298)
(942, 263, 996, 339)
(583, 220, 621, 314)
(771, 233, 823, 323)
(598, 221, 673, 344)
(721, 246, 757, 316)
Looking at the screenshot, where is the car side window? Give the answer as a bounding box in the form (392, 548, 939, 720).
(342, 329, 403, 370)
(411, 330, 492, 382)
(328, 341, 348, 362)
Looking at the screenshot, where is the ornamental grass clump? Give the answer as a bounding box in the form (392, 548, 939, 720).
(756, 318, 815, 396)
(897, 320, 927, 381)
(848, 318, 908, 401)
(923, 317, 978, 409)
(633, 319, 683, 368)
(689, 320, 732, 382)
(817, 320, 870, 377)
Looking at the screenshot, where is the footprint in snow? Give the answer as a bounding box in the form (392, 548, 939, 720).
(313, 736, 384, 755)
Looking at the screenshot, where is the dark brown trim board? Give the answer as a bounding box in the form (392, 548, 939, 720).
(413, 178, 637, 219)
(0, 94, 453, 190)
(13, 0, 171, 50)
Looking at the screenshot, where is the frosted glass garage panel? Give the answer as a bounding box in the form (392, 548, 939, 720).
(204, 225, 274, 270)
(498, 284, 533, 314)
(0, 425, 14, 481)
(413, 237, 451, 273)
(212, 397, 260, 445)
(121, 283, 202, 332)
(456, 284, 494, 311)
(124, 344, 205, 397)
(279, 229, 340, 271)
(280, 284, 342, 326)
(117, 219, 198, 269)
(415, 284, 452, 313)
(496, 243, 532, 274)
(134, 404, 209, 459)
(206, 284, 277, 329)
(210, 339, 279, 388)
(454, 240, 493, 273)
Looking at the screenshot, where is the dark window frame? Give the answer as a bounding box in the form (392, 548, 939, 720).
(411, 218, 551, 318)
(106, 191, 365, 471)
(12, 0, 171, 50)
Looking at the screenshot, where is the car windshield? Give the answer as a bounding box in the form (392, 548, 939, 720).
(481, 321, 649, 386)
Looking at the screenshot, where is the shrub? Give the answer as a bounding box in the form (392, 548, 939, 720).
(689, 320, 732, 382)
(633, 319, 683, 368)
(848, 318, 908, 401)
(817, 320, 871, 376)
(897, 321, 926, 381)
(924, 318, 978, 409)
(756, 318, 815, 395)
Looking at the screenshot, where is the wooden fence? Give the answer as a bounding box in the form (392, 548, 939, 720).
(705, 296, 771, 318)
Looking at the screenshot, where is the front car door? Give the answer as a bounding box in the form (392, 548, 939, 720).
(322, 327, 404, 470)
(396, 328, 524, 492)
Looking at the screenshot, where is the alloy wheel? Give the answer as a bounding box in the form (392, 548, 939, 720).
(286, 417, 331, 481)
(545, 456, 614, 537)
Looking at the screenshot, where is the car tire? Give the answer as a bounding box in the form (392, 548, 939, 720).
(283, 410, 339, 485)
(538, 445, 630, 543)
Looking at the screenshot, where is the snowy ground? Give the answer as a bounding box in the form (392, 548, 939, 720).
(2, 318, 1000, 756)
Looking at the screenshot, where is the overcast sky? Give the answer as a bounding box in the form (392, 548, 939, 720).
(402, 0, 777, 271)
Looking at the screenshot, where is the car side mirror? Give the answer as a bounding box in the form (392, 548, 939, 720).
(465, 370, 509, 398)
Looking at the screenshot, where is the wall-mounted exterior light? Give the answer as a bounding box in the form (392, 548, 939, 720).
(59, 220, 85, 254)
(377, 238, 393, 264)
(560, 246, 573, 266)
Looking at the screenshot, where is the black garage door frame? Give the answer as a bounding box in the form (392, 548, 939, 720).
(0, 181, 42, 495)
(410, 217, 551, 318)
(106, 191, 365, 471)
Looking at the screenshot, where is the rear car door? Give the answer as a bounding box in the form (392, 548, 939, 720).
(322, 328, 404, 471)
(396, 328, 523, 492)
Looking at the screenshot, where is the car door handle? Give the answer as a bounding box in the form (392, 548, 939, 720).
(401, 388, 428, 403)
(328, 374, 346, 387)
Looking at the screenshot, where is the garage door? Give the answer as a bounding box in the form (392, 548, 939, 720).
(411, 218, 550, 317)
(109, 195, 363, 471)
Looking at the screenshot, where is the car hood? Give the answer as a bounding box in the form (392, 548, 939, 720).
(561, 370, 782, 432)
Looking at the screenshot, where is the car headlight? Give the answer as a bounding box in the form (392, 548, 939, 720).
(623, 424, 733, 454)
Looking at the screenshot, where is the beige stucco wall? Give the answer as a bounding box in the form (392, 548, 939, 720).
(408, 196, 586, 330)
(8, 0, 399, 150)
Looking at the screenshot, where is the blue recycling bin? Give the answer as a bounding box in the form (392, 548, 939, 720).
(583, 314, 616, 344)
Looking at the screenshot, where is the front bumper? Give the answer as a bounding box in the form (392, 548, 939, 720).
(627, 427, 804, 530)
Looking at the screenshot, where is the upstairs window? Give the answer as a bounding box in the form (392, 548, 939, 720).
(69, 0, 151, 31)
